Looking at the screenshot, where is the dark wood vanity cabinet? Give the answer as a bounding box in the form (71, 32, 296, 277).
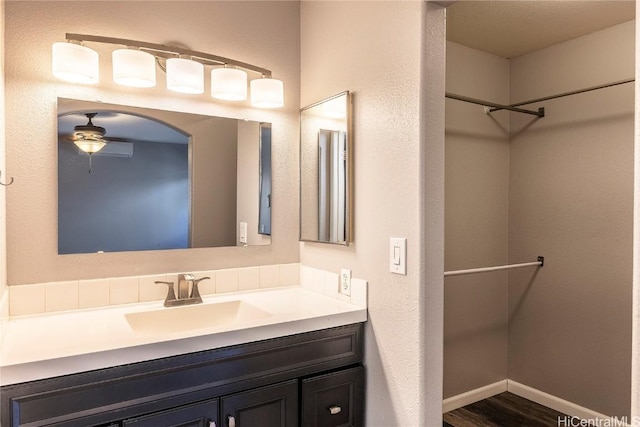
(1, 323, 364, 427)
(122, 399, 219, 427)
(301, 366, 364, 427)
(221, 380, 298, 427)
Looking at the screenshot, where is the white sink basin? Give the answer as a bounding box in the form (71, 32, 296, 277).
(125, 300, 272, 334)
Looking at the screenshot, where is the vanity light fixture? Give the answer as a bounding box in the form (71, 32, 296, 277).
(52, 42, 99, 84)
(166, 57, 204, 94)
(211, 67, 248, 101)
(52, 34, 284, 108)
(250, 76, 284, 108)
(112, 48, 156, 88)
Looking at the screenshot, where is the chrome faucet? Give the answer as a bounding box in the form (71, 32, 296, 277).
(155, 274, 211, 307)
(177, 274, 194, 299)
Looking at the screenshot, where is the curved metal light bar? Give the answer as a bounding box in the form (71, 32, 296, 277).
(65, 33, 273, 77)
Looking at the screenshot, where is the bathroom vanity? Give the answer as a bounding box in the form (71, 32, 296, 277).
(1, 323, 363, 427)
(0, 287, 366, 427)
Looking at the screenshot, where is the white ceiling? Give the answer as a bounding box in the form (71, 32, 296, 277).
(446, 1, 635, 59)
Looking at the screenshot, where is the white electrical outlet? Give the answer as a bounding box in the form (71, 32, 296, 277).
(340, 268, 351, 296)
(240, 222, 248, 244)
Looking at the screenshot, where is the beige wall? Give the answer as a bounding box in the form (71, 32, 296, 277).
(508, 21, 634, 417)
(444, 42, 510, 398)
(445, 20, 634, 418)
(300, 2, 445, 425)
(236, 120, 269, 246)
(4, 1, 300, 285)
(633, 9, 640, 420)
(0, 0, 6, 303)
(190, 117, 237, 248)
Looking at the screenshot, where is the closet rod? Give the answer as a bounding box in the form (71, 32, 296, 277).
(444, 256, 544, 277)
(445, 92, 545, 117)
(489, 78, 635, 113)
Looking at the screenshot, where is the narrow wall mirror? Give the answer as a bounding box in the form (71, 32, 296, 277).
(57, 98, 271, 254)
(300, 91, 352, 245)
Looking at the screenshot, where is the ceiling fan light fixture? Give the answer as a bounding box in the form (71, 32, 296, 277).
(52, 42, 99, 84)
(73, 113, 107, 154)
(112, 49, 156, 88)
(73, 137, 106, 154)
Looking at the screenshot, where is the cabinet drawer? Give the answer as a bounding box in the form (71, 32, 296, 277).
(302, 366, 364, 427)
(123, 399, 218, 427)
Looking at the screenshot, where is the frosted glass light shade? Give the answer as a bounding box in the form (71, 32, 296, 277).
(52, 42, 99, 84)
(166, 58, 204, 94)
(112, 49, 156, 88)
(250, 78, 284, 108)
(211, 68, 247, 101)
(74, 138, 106, 154)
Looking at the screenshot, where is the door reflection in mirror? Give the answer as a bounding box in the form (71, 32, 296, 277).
(300, 91, 352, 245)
(258, 123, 272, 236)
(318, 129, 346, 243)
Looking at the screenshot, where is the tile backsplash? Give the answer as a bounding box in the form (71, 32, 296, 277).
(300, 265, 368, 308)
(9, 263, 301, 316)
(7, 263, 368, 317)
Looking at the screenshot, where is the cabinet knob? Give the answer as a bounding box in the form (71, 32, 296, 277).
(328, 405, 342, 415)
(227, 415, 236, 427)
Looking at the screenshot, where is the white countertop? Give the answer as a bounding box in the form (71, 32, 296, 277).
(0, 286, 367, 386)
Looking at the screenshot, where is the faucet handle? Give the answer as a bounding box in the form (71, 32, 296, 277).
(155, 280, 177, 305)
(190, 276, 211, 301)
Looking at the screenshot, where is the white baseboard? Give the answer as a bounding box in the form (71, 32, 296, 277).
(442, 380, 507, 413)
(443, 379, 626, 425)
(507, 380, 621, 425)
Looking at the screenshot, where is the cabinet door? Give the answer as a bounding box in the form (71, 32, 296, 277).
(123, 398, 218, 427)
(301, 366, 364, 427)
(220, 380, 298, 427)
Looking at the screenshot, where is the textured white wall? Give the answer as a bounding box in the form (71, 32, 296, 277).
(300, 2, 445, 425)
(4, 1, 300, 284)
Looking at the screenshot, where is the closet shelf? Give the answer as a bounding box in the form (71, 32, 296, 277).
(444, 256, 544, 277)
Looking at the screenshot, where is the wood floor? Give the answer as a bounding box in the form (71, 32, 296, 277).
(443, 392, 570, 427)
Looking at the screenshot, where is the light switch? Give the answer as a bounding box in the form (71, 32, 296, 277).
(389, 237, 407, 275)
(393, 246, 401, 265)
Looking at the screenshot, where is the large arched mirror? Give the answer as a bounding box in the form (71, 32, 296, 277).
(57, 98, 271, 254)
(299, 91, 353, 245)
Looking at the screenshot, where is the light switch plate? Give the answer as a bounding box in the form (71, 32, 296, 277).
(340, 269, 351, 296)
(389, 237, 407, 275)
